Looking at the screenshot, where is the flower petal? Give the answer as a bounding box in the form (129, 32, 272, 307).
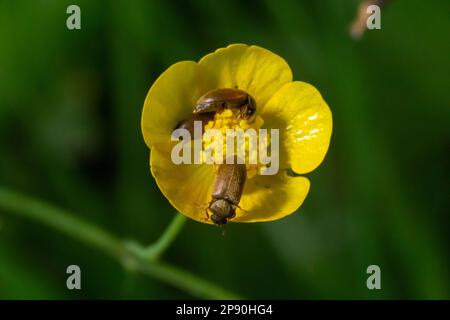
(150, 147, 215, 223)
(234, 172, 310, 222)
(199, 44, 293, 108)
(141, 61, 214, 151)
(151, 147, 309, 224)
(260, 81, 332, 174)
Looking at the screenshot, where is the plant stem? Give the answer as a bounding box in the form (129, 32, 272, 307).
(0, 187, 123, 258)
(136, 260, 237, 299)
(0, 187, 240, 299)
(140, 213, 187, 260)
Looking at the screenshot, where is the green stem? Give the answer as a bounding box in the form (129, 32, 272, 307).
(136, 260, 237, 299)
(0, 187, 240, 299)
(0, 187, 123, 258)
(140, 213, 187, 260)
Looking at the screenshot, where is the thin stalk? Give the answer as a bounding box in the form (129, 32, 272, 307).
(140, 213, 187, 260)
(0, 187, 240, 299)
(0, 187, 124, 258)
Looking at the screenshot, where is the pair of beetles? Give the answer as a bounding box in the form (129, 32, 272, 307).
(176, 88, 257, 226)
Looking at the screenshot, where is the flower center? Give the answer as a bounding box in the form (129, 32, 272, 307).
(201, 108, 269, 179)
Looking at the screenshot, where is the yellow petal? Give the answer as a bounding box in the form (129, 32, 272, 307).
(234, 172, 310, 222)
(150, 147, 215, 224)
(199, 44, 292, 108)
(141, 61, 214, 151)
(260, 81, 332, 174)
(151, 146, 309, 224)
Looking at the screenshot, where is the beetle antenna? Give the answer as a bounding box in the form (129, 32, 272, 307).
(193, 201, 209, 209)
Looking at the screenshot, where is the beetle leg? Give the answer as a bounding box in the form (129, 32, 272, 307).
(193, 201, 211, 221)
(234, 203, 249, 214)
(237, 104, 250, 121)
(199, 206, 211, 223)
(210, 112, 218, 128)
(203, 199, 217, 221)
(236, 108, 242, 120)
(236, 105, 246, 121)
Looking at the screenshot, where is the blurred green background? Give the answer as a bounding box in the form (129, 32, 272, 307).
(0, 0, 449, 299)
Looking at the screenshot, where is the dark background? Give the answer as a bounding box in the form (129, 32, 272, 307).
(0, 0, 449, 299)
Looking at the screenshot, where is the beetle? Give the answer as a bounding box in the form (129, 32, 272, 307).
(207, 158, 247, 225)
(193, 88, 256, 120)
(175, 112, 215, 137)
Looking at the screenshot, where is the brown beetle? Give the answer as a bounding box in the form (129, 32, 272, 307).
(175, 112, 215, 136)
(207, 158, 247, 225)
(193, 88, 256, 120)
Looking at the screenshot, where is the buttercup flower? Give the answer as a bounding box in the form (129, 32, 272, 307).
(142, 44, 332, 224)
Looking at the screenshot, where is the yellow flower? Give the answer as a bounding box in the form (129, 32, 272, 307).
(141, 44, 332, 224)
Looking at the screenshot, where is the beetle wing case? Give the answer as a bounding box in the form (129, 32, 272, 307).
(212, 161, 247, 205)
(193, 88, 250, 114)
